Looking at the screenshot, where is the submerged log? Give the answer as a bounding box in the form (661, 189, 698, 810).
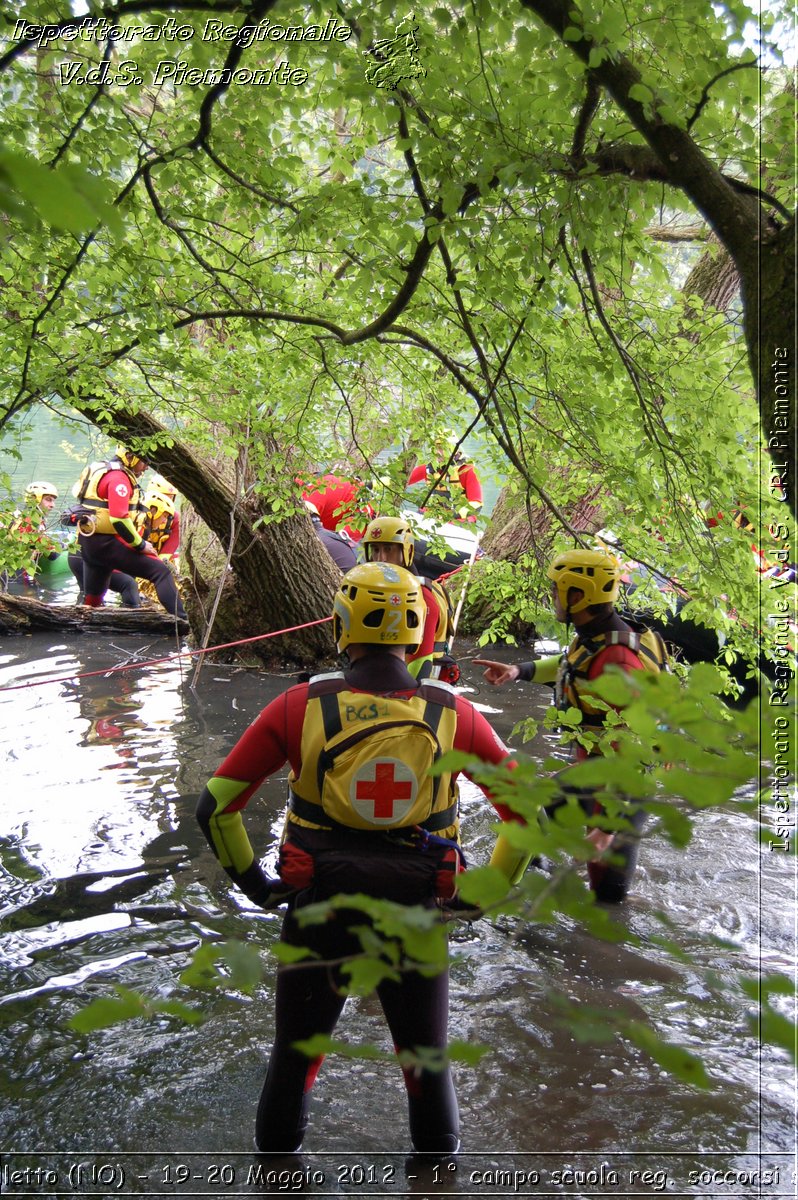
(0, 592, 190, 636)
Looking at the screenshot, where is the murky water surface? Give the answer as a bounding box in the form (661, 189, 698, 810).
(0, 586, 794, 1196)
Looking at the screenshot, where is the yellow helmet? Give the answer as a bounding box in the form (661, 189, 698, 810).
(546, 549, 622, 614)
(332, 563, 425, 653)
(362, 516, 415, 568)
(149, 473, 176, 497)
(146, 474, 177, 510)
(116, 447, 147, 471)
(25, 481, 58, 503)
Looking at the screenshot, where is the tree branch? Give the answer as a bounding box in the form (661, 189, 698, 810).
(518, 0, 760, 267)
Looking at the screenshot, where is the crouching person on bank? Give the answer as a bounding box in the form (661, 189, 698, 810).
(195, 562, 518, 1155)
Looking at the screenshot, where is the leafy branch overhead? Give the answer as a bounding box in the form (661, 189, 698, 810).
(0, 0, 792, 665)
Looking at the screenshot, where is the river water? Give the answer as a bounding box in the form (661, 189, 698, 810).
(0, 576, 794, 1198)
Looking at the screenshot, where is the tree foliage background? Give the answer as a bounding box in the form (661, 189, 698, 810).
(0, 0, 794, 665)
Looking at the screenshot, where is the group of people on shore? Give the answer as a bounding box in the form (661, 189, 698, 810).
(5, 453, 184, 617)
(7, 440, 484, 621)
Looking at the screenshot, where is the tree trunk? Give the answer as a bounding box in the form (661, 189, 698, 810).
(0, 592, 188, 635)
(180, 502, 341, 667)
(480, 477, 605, 562)
(69, 408, 343, 666)
(682, 237, 740, 314)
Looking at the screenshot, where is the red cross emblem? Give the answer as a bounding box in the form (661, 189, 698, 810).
(351, 758, 418, 824)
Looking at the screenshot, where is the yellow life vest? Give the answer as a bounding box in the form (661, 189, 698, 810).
(137, 501, 175, 553)
(555, 622, 670, 728)
(408, 576, 456, 680)
(287, 672, 460, 839)
(428, 459, 467, 502)
(74, 460, 141, 536)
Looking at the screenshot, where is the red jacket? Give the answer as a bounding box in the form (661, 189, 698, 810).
(300, 474, 374, 540)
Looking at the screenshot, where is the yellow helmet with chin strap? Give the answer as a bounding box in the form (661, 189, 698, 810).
(332, 563, 425, 653)
(362, 516, 415, 568)
(546, 549, 622, 614)
(25, 481, 58, 503)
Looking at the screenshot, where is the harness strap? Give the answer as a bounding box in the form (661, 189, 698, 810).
(289, 789, 458, 833)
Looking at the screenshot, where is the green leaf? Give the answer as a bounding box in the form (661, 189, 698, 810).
(457, 865, 512, 907)
(0, 149, 120, 236)
(626, 1021, 712, 1087)
(271, 942, 320, 964)
(68, 987, 148, 1032)
(342, 956, 401, 994)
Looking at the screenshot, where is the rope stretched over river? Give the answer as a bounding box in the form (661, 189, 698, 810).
(0, 616, 334, 694)
(0, 562, 473, 695)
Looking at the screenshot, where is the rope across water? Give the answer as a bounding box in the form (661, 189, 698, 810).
(0, 616, 333, 693)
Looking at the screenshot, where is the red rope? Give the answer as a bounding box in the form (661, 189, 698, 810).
(0, 616, 333, 693)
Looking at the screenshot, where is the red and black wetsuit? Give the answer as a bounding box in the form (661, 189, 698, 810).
(79, 465, 185, 618)
(195, 652, 513, 1154)
(300, 474, 375, 541)
(517, 610, 649, 902)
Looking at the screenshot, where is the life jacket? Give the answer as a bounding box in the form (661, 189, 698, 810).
(137, 501, 175, 552)
(286, 672, 460, 839)
(419, 576, 455, 652)
(73, 460, 141, 536)
(427, 458, 466, 502)
(555, 620, 670, 728)
(408, 577, 457, 680)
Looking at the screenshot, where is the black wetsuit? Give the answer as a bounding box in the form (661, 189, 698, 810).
(67, 551, 141, 608)
(79, 533, 185, 618)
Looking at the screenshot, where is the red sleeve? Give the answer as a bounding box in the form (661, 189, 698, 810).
(212, 684, 308, 806)
(159, 511, 180, 556)
(407, 583, 439, 664)
(457, 462, 483, 505)
(407, 464, 428, 486)
(98, 470, 134, 518)
(453, 696, 517, 821)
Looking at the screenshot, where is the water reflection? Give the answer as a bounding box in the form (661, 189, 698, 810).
(0, 631, 793, 1188)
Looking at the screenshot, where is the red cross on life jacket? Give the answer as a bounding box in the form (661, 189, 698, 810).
(354, 760, 414, 820)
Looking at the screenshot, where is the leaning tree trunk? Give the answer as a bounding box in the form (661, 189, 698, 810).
(681, 235, 740, 316)
(480, 475, 605, 563)
(180, 498, 341, 667)
(71, 407, 342, 666)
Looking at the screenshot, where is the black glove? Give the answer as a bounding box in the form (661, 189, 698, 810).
(435, 894, 483, 922)
(240, 863, 296, 910)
